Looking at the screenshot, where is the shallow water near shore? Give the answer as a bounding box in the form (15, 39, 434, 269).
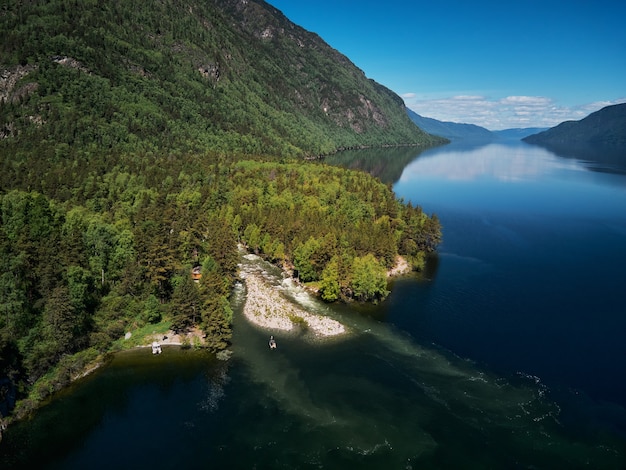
(2, 140, 626, 468)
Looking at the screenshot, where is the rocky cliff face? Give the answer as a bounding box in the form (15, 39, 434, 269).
(0, 65, 38, 104)
(209, 0, 403, 136)
(1, 65, 41, 139)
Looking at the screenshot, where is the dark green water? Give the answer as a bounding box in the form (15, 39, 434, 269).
(2, 140, 625, 469)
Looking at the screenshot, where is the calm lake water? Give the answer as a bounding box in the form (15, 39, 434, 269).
(2, 140, 625, 469)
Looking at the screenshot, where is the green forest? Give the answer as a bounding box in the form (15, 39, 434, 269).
(0, 160, 441, 421)
(0, 0, 443, 426)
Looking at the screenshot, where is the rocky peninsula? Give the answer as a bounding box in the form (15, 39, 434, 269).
(239, 259, 346, 338)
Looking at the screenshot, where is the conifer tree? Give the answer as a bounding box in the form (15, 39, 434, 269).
(170, 274, 201, 333)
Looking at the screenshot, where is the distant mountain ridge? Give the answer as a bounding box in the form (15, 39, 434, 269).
(523, 103, 626, 147)
(492, 128, 549, 140)
(407, 109, 493, 140)
(406, 109, 546, 141)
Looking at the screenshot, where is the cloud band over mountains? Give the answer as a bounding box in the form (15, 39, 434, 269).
(402, 94, 626, 130)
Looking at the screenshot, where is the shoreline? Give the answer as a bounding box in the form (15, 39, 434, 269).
(387, 255, 411, 277)
(238, 253, 411, 338)
(239, 268, 347, 338)
(1, 254, 409, 436)
(138, 327, 206, 348)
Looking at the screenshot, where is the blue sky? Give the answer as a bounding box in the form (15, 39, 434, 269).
(266, 0, 626, 130)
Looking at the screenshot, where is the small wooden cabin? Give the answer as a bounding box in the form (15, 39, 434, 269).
(192, 266, 202, 282)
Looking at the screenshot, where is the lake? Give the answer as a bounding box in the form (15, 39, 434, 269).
(2, 140, 625, 469)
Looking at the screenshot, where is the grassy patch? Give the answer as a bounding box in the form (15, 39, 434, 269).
(113, 320, 173, 350)
(288, 314, 308, 331)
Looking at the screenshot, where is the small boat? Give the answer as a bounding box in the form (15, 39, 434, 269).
(269, 335, 277, 349)
(152, 341, 162, 354)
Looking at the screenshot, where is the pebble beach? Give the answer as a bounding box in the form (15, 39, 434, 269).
(239, 267, 346, 338)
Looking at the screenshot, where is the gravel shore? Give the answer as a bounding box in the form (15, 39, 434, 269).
(239, 268, 346, 337)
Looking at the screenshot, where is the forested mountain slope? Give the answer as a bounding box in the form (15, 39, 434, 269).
(523, 103, 626, 147)
(0, 0, 440, 170)
(0, 0, 443, 427)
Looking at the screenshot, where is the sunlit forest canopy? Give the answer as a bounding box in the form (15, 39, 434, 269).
(0, 0, 443, 424)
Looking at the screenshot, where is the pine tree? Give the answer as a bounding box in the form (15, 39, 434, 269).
(169, 274, 200, 333)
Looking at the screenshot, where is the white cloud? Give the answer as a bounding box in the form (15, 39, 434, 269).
(403, 94, 626, 130)
(500, 96, 551, 105)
